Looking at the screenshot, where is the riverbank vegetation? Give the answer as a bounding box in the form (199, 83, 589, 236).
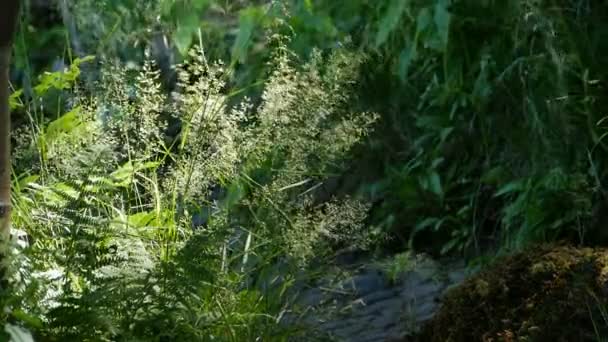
(3, 0, 608, 340)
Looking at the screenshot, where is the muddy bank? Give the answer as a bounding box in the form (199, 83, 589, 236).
(418, 245, 608, 342)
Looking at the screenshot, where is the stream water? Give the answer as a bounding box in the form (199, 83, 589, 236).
(285, 251, 471, 341)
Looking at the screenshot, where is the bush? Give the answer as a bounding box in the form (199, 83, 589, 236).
(4, 38, 376, 340)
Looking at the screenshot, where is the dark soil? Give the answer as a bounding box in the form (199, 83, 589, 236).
(415, 244, 608, 342)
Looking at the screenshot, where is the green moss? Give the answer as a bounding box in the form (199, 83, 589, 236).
(417, 245, 608, 341)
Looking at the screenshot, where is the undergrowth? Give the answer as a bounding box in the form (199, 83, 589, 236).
(279, 0, 608, 257)
(2, 36, 377, 340)
(9, 0, 608, 339)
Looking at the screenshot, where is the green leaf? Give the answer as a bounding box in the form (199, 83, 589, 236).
(375, 0, 408, 47)
(127, 211, 157, 228)
(433, 1, 451, 49)
(439, 127, 454, 143)
(16, 174, 40, 192)
(414, 217, 440, 233)
(441, 238, 460, 255)
(45, 106, 82, 141)
(38, 106, 83, 161)
(428, 171, 443, 198)
(9, 89, 23, 110)
(416, 7, 432, 35)
(304, 0, 314, 12)
(231, 7, 264, 64)
(481, 166, 505, 185)
(34, 56, 94, 96)
(173, 12, 200, 55)
(10, 309, 42, 329)
(495, 180, 524, 197)
(165, 1, 210, 52)
(431, 158, 444, 169)
(110, 161, 160, 187)
(110, 161, 135, 185)
(398, 45, 417, 80)
(160, 0, 174, 16)
(192, 0, 209, 11)
(223, 180, 246, 210)
(30, 182, 75, 205)
(472, 56, 492, 103)
(502, 194, 527, 222)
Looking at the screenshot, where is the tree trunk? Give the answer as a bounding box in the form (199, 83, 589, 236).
(0, 0, 22, 243)
(0, 46, 11, 242)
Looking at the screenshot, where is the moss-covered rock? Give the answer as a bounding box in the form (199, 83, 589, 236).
(417, 245, 608, 341)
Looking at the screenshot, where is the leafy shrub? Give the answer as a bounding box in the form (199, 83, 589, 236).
(4, 37, 376, 340)
(276, 0, 608, 256)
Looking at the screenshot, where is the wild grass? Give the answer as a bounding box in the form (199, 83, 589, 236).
(2, 35, 377, 340)
(8, 0, 608, 339)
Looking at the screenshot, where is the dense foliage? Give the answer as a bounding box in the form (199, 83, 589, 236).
(4, 0, 608, 340)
